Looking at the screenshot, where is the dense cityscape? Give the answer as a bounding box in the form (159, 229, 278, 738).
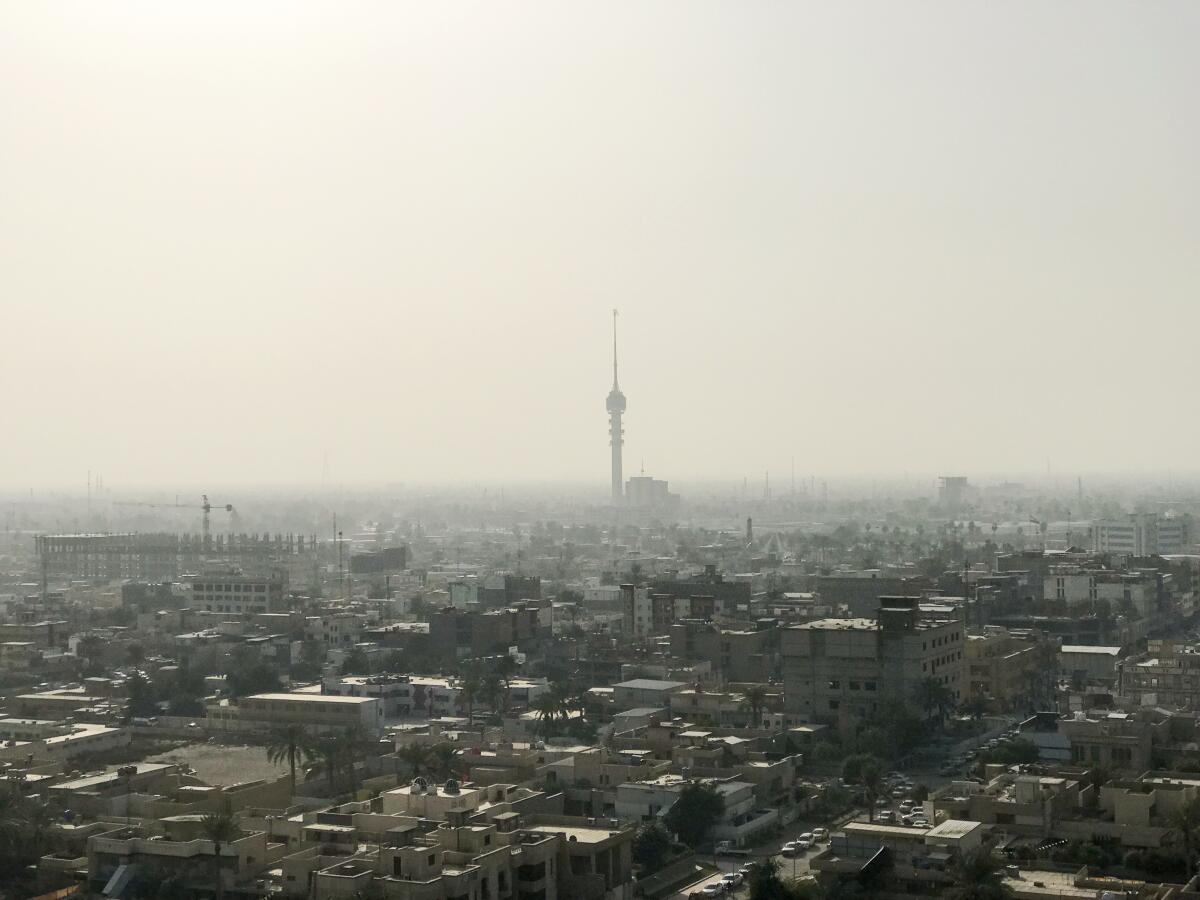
(5, 3, 1198, 900)
(4, 311, 1200, 900)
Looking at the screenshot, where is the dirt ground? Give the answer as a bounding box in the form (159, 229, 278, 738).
(144, 740, 288, 786)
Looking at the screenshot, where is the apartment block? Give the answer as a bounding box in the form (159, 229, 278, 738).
(781, 598, 965, 730)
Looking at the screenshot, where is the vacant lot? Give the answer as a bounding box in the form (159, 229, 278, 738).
(145, 741, 287, 786)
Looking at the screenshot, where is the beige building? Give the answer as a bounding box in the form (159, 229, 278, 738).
(206, 692, 383, 734)
(781, 598, 964, 730)
(964, 628, 1046, 712)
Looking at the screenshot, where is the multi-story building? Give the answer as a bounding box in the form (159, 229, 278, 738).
(324, 674, 549, 718)
(963, 627, 1047, 713)
(612, 678, 687, 712)
(427, 602, 551, 662)
(1120, 640, 1200, 710)
(306, 611, 367, 647)
(620, 586, 674, 638)
(811, 572, 934, 618)
(1044, 566, 1157, 619)
(615, 775, 774, 847)
(187, 567, 289, 616)
(669, 620, 778, 683)
(348, 546, 407, 574)
(1092, 513, 1193, 557)
(781, 598, 965, 730)
(1061, 644, 1122, 687)
(810, 819, 983, 895)
(206, 691, 384, 735)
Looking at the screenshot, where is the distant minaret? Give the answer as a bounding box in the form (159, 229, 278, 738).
(606, 309, 626, 502)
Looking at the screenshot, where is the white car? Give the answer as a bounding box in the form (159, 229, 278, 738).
(910, 818, 930, 828)
(812, 827, 829, 842)
(700, 883, 725, 896)
(780, 841, 800, 857)
(796, 833, 814, 850)
(721, 872, 744, 889)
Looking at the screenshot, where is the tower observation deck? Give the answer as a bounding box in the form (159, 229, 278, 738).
(607, 309, 626, 503)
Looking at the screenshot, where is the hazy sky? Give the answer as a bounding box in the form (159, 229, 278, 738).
(2, 2, 1197, 489)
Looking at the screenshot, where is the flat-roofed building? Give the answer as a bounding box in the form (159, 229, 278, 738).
(781, 598, 964, 731)
(612, 678, 687, 712)
(206, 691, 383, 734)
(187, 567, 288, 616)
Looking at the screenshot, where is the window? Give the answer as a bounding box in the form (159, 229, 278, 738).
(829, 700, 839, 710)
(828, 680, 840, 689)
(865, 681, 876, 691)
(849, 681, 860, 691)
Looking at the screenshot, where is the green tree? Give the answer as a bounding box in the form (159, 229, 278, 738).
(842, 754, 885, 823)
(427, 743, 461, 780)
(266, 724, 314, 795)
(312, 733, 348, 794)
(125, 670, 158, 720)
(125, 641, 146, 666)
(459, 666, 483, 722)
(531, 692, 563, 739)
(663, 781, 724, 849)
(396, 743, 431, 778)
(912, 677, 955, 726)
(1169, 796, 1200, 883)
(0, 782, 57, 888)
(944, 848, 1012, 900)
(746, 858, 810, 900)
(341, 647, 370, 676)
(742, 685, 769, 728)
(962, 693, 989, 722)
(77, 634, 107, 676)
(631, 822, 671, 873)
(200, 811, 241, 900)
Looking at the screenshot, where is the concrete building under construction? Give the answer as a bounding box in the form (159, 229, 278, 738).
(36, 532, 320, 581)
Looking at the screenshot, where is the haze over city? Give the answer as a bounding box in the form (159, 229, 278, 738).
(4, 2, 1199, 488)
(4, 7, 1200, 900)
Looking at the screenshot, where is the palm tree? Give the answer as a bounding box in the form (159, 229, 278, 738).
(842, 754, 885, 823)
(912, 677, 955, 726)
(495, 655, 518, 713)
(312, 734, 347, 794)
(458, 669, 482, 723)
(531, 693, 562, 739)
(480, 672, 505, 720)
(266, 724, 314, 796)
(742, 685, 768, 728)
(200, 811, 240, 900)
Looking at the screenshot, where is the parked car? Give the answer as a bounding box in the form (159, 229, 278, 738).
(898, 801, 914, 814)
(721, 872, 744, 889)
(911, 818, 930, 828)
(738, 865, 754, 879)
(812, 827, 829, 842)
(796, 833, 815, 850)
(700, 883, 725, 896)
(891, 788, 906, 799)
(780, 842, 800, 857)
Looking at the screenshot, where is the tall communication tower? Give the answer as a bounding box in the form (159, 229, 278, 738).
(606, 309, 626, 503)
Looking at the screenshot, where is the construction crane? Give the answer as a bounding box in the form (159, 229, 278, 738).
(113, 494, 235, 544)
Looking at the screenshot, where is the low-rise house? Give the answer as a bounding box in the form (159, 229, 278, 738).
(810, 820, 984, 895)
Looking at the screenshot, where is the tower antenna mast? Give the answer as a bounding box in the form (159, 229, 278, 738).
(606, 309, 627, 503)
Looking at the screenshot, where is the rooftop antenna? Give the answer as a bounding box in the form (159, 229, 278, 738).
(612, 307, 619, 389)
